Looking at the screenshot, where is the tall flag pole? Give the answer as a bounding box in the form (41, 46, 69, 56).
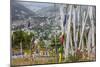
(76, 6, 80, 52)
(88, 6, 95, 59)
(65, 5, 72, 60)
(60, 15, 67, 45)
(59, 5, 65, 62)
(78, 7, 89, 50)
(54, 4, 58, 63)
(72, 6, 77, 54)
(87, 28, 92, 59)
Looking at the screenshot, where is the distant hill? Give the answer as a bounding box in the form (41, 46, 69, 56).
(37, 5, 60, 17)
(11, 1, 37, 21)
